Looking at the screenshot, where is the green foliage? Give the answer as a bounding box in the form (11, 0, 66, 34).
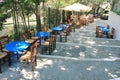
(0, 0, 12, 31)
(0, 0, 107, 34)
(112, 0, 120, 15)
(116, 8, 120, 15)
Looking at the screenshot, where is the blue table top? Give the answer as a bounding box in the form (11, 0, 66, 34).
(35, 32, 50, 37)
(52, 26, 64, 31)
(65, 24, 71, 26)
(5, 41, 30, 52)
(98, 26, 110, 33)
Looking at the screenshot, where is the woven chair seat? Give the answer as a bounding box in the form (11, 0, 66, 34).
(31, 36, 39, 40)
(42, 42, 49, 46)
(25, 39, 35, 44)
(0, 52, 8, 59)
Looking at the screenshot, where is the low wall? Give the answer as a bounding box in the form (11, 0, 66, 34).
(108, 11, 120, 40)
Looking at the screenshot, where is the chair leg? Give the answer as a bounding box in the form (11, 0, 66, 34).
(29, 61, 34, 71)
(35, 56, 37, 66)
(60, 35, 62, 42)
(41, 46, 45, 54)
(19, 58, 23, 70)
(8, 55, 11, 66)
(0, 61, 2, 73)
(65, 36, 67, 42)
(111, 35, 113, 39)
(49, 45, 51, 55)
(51, 41, 54, 51)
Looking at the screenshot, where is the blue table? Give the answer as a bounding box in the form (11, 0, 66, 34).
(52, 26, 63, 31)
(35, 32, 50, 46)
(62, 24, 71, 29)
(52, 25, 66, 35)
(5, 41, 30, 63)
(99, 26, 110, 33)
(5, 41, 30, 52)
(65, 24, 71, 27)
(35, 32, 50, 37)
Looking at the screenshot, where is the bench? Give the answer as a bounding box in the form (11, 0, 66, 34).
(0, 35, 11, 73)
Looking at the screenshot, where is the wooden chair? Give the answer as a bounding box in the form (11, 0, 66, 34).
(60, 26, 71, 42)
(107, 27, 115, 39)
(20, 32, 28, 41)
(42, 25, 48, 32)
(0, 35, 11, 51)
(60, 32, 67, 42)
(60, 24, 71, 42)
(70, 22, 76, 32)
(29, 29, 39, 40)
(96, 26, 103, 38)
(51, 35, 56, 50)
(0, 35, 11, 73)
(20, 32, 37, 45)
(76, 20, 83, 28)
(20, 40, 38, 71)
(0, 35, 20, 60)
(107, 25, 110, 29)
(41, 35, 56, 55)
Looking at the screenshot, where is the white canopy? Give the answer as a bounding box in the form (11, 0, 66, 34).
(63, 3, 92, 12)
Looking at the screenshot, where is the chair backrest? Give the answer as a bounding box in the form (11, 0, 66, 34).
(20, 32, 27, 41)
(49, 34, 57, 41)
(107, 25, 110, 29)
(29, 29, 35, 37)
(29, 41, 38, 60)
(20, 31, 31, 40)
(0, 35, 9, 51)
(96, 26, 99, 33)
(111, 27, 115, 34)
(42, 25, 48, 32)
(25, 30, 31, 39)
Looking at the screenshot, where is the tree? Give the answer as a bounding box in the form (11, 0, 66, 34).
(23, 0, 48, 31)
(81, 0, 105, 16)
(0, 0, 11, 30)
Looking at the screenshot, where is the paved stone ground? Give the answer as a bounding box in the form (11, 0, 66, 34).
(0, 18, 120, 80)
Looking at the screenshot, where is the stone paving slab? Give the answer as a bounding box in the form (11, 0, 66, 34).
(110, 78, 120, 80)
(37, 55, 120, 80)
(0, 54, 120, 80)
(67, 33, 120, 46)
(51, 43, 120, 58)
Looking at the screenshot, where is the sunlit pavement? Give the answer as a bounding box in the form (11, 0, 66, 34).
(0, 18, 120, 80)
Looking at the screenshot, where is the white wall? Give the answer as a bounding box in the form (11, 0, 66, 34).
(108, 11, 120, 40)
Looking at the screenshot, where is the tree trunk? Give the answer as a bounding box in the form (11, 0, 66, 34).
(12, 1, 20, 40)
(35, 1, 41, 32)
(48, 7, 51, 28)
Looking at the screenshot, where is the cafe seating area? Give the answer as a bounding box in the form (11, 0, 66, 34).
(60, 23, 75, 42)
(0, 15, 95, 73)
(75, 14, 94, 28)
(41, 35, 56, 55)
(96, 25, 115, 39)
(1, 17, 120, 80)
(0, 19, 79, 73)
(0, 29, 39, 72)
(0, 15, 117, 77)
